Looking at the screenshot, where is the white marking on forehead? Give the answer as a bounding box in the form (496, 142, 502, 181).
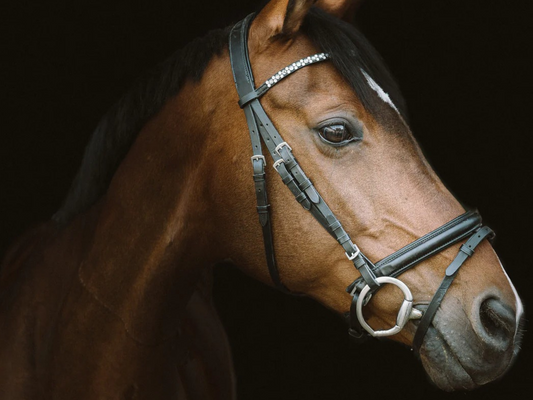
(361, 70, 400, 115)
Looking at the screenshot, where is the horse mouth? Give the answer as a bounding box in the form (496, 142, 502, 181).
(418, 326, 478, 391)
(417, 319, 522, 391)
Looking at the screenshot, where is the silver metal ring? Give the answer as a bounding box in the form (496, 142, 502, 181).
(355, 276, 414, 337)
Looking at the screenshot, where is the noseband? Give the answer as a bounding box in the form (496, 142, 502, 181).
(229, 15, 494, 355)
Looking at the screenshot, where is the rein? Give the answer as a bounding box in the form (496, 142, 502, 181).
(229, 14, 494, 355)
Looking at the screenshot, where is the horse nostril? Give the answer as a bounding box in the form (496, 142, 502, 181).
(479, 297, 516, 349)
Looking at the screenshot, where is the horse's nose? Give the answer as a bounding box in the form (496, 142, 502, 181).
(477, 297, 516, 351)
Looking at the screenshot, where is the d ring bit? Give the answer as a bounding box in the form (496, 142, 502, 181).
(356, 276, 422, 337)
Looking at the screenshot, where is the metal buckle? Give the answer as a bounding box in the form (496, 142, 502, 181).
(349, 284, 373, 306)
(345, 245, 361, 261)
(355, 277, 422, 337)
(275, 142, 292, 156)
(273, 159, 284, 170)
(251, 155, 266, 166)
(349, 283, 363, 298)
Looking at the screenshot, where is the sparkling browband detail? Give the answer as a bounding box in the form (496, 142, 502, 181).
(238, 52, 330, 107)
(264, 53, 329, 88)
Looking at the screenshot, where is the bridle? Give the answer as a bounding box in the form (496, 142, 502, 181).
(229, 14, 494, 355)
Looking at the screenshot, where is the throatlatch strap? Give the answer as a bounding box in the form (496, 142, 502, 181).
(412, 226, 494, 354)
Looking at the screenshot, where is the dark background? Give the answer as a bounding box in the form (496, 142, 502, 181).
(1, 0, 531, 399)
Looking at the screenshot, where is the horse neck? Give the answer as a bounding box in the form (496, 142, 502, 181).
(75, 56, 242, 344)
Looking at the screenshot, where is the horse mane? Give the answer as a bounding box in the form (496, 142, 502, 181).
(52, 27, 231, 224)
(53, 7, 406, 224)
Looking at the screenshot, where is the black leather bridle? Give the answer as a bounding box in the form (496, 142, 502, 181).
(229, 14, 494, 355)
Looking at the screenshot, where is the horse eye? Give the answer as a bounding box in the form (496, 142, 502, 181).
(318, 123, 354, 145)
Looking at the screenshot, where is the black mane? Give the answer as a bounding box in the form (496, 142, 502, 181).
(53, 27, 231, 223)
(54, 8, 406, 224)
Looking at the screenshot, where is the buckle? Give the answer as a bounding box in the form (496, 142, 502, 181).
(273, 159, 284, 170)
(349, 283, 363, 298)
(275, 142, 292, 156)
(345, 245, 361, 261)
(251, 155, 266, 166)
(348, 284, 373, 307)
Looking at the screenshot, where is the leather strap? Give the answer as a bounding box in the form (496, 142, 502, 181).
(347, 293, 368, 342)
(229, 15, 288, 292)
(412, 225, 494, 354)
(346, 211, 482, 296)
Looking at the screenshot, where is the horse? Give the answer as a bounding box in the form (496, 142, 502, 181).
(0, 0, 524, 398)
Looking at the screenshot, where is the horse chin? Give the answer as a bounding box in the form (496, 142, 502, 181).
(419, 327, 479, 391)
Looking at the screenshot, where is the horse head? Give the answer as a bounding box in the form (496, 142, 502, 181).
(211, 0, 523, 390)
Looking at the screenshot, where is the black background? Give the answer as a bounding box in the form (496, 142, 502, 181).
(1, 1, 531, 399)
